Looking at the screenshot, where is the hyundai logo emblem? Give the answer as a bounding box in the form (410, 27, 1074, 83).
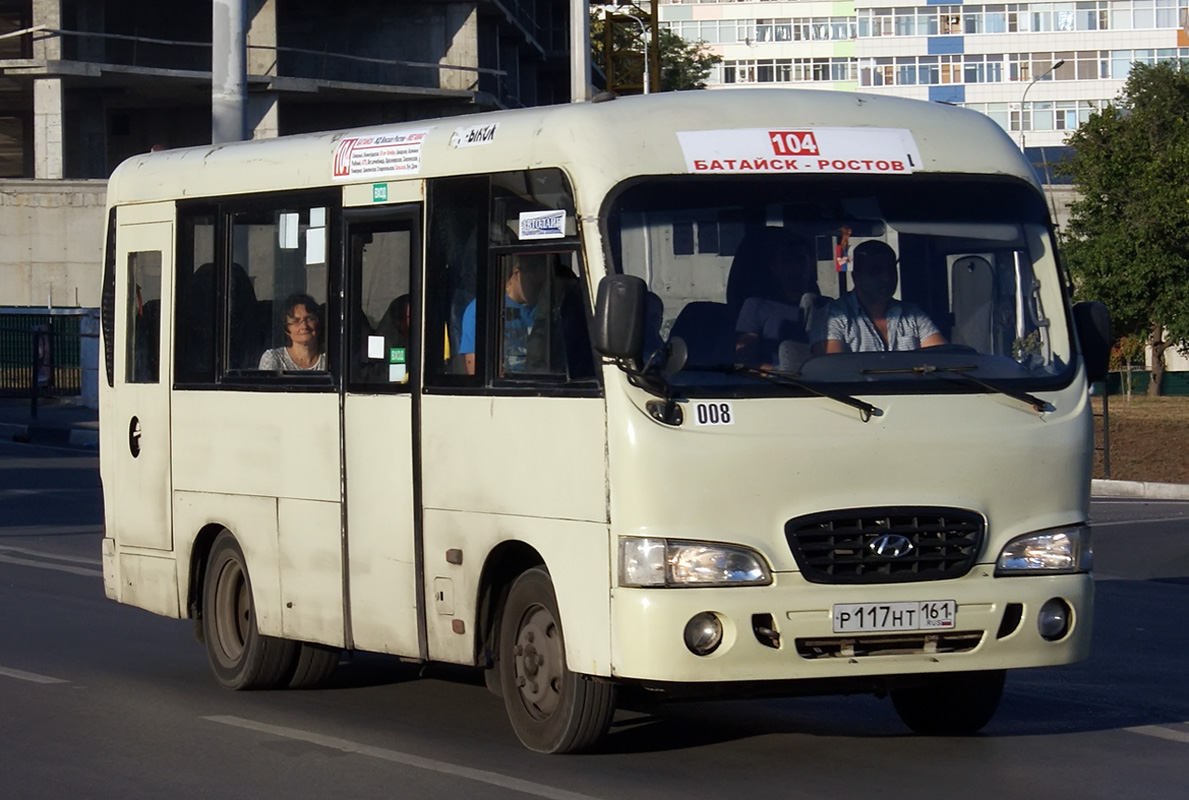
(869, 533, 914, 558)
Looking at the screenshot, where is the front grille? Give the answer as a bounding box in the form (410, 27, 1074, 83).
(795, 631, 984, 659)
(785, 507, 984, 584)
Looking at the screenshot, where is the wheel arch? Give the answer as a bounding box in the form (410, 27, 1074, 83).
(186, 523, 229, 620)
(474, 540, 545, 667)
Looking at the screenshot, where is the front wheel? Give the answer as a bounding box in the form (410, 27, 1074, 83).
(891, 669, 1005, 735)
(202, 531, 297, 690)
(498, 567, 616, 753)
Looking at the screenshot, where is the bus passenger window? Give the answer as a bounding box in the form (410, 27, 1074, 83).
(349, 214, 418, 388)
(126, 250, 162, 383)
(230, 206, 330, 374)
(174, 212, 216, 385)
(425, 176, 485, 382)
(494, 252, 594, 379)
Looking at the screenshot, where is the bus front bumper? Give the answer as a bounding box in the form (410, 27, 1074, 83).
(607, 569, 1092, 684)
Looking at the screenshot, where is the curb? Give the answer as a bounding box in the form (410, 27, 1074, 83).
(1090, 479, 1189, 501)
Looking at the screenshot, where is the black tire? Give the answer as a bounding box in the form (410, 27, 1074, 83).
(288, 642, 340, 689)
(498, 567, 616, 753)
(202, 531, 298, 690)
(891, 669, 1006, 735)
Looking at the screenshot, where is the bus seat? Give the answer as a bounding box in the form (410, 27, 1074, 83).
(950, 255, 994, 353)
(669, 301, 735, 366)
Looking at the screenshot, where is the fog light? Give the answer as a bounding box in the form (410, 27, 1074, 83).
(684, 612, 723, 656)
(1037, 598, 1072, 641)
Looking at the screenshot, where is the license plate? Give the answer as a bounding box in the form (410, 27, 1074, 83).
(832, 601, 956, 633)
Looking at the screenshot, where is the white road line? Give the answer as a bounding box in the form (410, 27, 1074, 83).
(205, 715, 603, 800)
(1090, 517, 1189, 528)
(0, 665, 70, 684)
(1126, 725, 1189, 745)
(0, 553, 102, 577)
(0, 544, 101, 566)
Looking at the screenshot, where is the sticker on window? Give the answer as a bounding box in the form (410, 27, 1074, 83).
(676, 127, 921, 176)
(519, 210, 566, 240)
(691, 401, 734, 426)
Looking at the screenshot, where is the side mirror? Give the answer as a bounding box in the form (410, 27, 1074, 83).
(1072, 301, 1111, 384)
(593, 274, 646, 361)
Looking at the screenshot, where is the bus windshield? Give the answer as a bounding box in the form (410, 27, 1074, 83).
(605, 174, 1074, 398)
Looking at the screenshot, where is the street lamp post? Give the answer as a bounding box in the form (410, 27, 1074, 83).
(1019, 58, 1065, 150)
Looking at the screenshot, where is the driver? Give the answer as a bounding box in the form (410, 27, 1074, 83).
(812, 240, 946, 354)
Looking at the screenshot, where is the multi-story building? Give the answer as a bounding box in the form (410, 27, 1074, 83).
(0, 0, 571, 309)
(659, 0, 1189, 152)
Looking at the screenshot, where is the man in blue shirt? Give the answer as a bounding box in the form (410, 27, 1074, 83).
(459, 255, 548, 374)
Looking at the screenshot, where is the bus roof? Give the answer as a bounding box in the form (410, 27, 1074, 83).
(106, 88, 1037, 209)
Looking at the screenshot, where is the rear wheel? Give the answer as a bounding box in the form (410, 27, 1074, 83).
(202, 531, 297, 689)
(498, 567, 616, 753)
(891, 669, 1005, 735)
(288, 642, 340, 689)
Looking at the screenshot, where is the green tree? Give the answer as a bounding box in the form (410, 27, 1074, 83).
(1060, 60, 1189, 395)
(590, 10, 720, 93)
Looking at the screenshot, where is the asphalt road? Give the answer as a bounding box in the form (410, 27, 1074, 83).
(2, 439, 1188, 799)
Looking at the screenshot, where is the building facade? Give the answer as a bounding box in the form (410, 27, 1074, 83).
(0, 0, 572, 308)
(659, 0, 1189, 150)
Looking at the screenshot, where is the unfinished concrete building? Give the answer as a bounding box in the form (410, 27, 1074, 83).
(0, 0, 573, 309)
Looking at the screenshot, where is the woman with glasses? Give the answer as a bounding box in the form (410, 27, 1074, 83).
(258, 292, 326, 371)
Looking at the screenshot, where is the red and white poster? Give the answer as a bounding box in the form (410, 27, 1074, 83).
(332, 129, 430, 180)
(677, 127, 921, 175)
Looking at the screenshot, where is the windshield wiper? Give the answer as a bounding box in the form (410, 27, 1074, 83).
(861, 364, 1050, 413)
(688, 364, 880, 422)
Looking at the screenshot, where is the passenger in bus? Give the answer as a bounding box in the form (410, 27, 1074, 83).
(812, 240, 946, 354)
(258, 292, 327, 371)
(733, 231, 819, 367)
(458, 255, 548, 375)
(375, 293, 411, 348)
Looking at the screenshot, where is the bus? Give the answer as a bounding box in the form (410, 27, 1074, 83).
(100, 88, 1110, 754)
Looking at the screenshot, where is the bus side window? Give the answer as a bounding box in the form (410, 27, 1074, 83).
(126, 250, 162, 383)
(229, 205, 330, 375)
(425, 176, 486, 383)
(494, 252, 594, 380)
(174, 210, 216, 385)
(349, 211, 419, 388)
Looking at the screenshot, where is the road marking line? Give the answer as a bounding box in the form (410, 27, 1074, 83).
(204, 715, 603, 800)
(0, 665, 70, 684)
(0, 544, 101, 566)
(1126, 725, 1189, 745)
(0, 553, 102, 577)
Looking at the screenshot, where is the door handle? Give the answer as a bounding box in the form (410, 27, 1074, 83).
(129, 415, 141, 458)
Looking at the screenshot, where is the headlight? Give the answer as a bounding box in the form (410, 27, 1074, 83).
(995, 525, 1092, 575)
(619, 537, 772, 587)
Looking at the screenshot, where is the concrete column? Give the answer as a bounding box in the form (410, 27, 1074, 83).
(32, 0, 64, 178)
(247, 0, 279, 139)
(33, 78, 64, 179)
(441, 4, 479, 92)
(570, 0, 591, 102)
(213, 0, 248, 143)
(31, 0, 62, 60)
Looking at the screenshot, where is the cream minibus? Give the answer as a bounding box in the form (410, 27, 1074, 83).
(100, 88, 1111, 753)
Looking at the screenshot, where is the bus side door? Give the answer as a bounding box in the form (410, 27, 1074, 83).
(104, 206, 174, 552)
(342, 202, 421, 656)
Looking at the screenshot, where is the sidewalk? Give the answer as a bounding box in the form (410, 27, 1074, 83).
(2, 397, 1188, 499)
(0, 396, 99, 448)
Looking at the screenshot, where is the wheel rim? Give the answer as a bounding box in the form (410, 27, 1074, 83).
(511, 603, 564, 720)
(212, 555, 249, 666)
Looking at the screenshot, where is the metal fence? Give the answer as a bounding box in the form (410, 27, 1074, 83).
(0, 309, 99, 401)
